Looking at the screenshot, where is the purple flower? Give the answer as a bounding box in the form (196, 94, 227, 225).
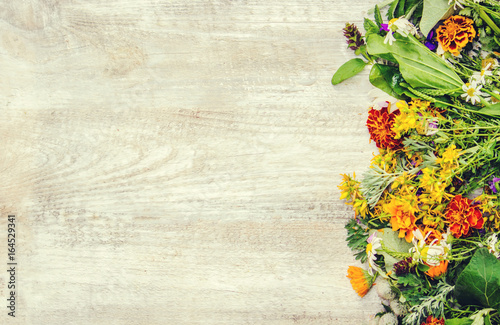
(489, 177, 500, 194)
(425, 30, 437, 51)
(380, 24, 389, 32)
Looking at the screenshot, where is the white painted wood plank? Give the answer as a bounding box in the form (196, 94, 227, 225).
(0, 0, 383, 323)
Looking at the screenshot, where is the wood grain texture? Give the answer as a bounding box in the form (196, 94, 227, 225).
(0, 0, 384, 324)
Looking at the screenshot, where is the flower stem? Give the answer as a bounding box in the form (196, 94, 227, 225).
(479, 9, 500, 36)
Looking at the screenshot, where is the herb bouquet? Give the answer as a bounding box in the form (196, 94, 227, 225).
(335, 1, 500, 324)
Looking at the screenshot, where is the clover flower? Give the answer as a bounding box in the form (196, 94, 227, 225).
(375, 278, 396, 300)
(378, 313, 398, 325)
(343, 23, 365, 51)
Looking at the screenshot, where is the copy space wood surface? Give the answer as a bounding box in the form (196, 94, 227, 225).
(0, 0, 384, 324)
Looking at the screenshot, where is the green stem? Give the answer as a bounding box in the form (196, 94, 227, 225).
(483, 89, 500, 101)
(479, 9, 500, 36)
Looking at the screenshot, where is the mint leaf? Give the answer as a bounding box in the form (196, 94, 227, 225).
(454, 248, 500, 310)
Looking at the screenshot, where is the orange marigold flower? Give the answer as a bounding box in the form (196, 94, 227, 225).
(366, 104, 403, 150)
(346, 266, 374, 297)
(384, 197, 418, 242)
(425, 260, 448, 278)
(445, 195, 484, 238)
(436, 15, 476, 56)
(421, 315, 445, 325)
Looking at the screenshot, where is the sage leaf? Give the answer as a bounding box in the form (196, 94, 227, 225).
(366, 33, 463, 90)
(420, 0, 452, 37)
(331, 58, 367, 85)
(454, 248, 500, 310)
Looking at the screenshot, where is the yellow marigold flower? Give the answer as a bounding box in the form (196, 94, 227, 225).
(346, 266, 374, 297)
(384, 196, 418, 242)
(436, 15, 476, 56)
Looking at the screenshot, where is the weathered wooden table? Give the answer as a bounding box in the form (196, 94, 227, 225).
(1, 0, 384, 323)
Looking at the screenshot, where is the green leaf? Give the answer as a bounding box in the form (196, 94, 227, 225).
(477, 103, 500, 116)
(366, 32, 463, 90)
(454, 248, 500, 310)
(373, 228, 413, 271)
(388, 0, 399, 20)
(420, 0, 452, 37)
(331, 58, 367, 85)
(445, 318, 473, 325)
(364, 18, 379, 34)
(397, 0, 406, 18)
(369, 63, 407, 99)
(374, 5, 383, 28)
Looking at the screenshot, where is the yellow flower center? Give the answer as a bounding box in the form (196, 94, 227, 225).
(366, 243, 373, 254)
(467, 87, 476, 97)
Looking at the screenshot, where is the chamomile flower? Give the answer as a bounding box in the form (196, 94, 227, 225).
(383, 17, 417, 45)
(472, 63, 492, 84)
(485, 233, 500, 258)
(366, 231, 382, 276)
(461, 81, 485, 105)
(410, 229, 449, 266)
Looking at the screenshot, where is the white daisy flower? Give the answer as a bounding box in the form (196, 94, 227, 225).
(409, 229, 449, 267)
(383, 17, 417, 45)
(472, 63, 493, 84)
(486, 233, 500, 258)
(461, 81, 485, 105)
(366, 231, 382, 276)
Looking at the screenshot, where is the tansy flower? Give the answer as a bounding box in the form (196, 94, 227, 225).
(384, 197, 418, 242)
(421, 315, 445, 325)
(346, 266, 374, 297)
(425, 260, 449, 278)
(462, 80, 485, 105)
(366, 104, 403, 150)
(445, 195, 484, 238)
(436, 15, 476, 56)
